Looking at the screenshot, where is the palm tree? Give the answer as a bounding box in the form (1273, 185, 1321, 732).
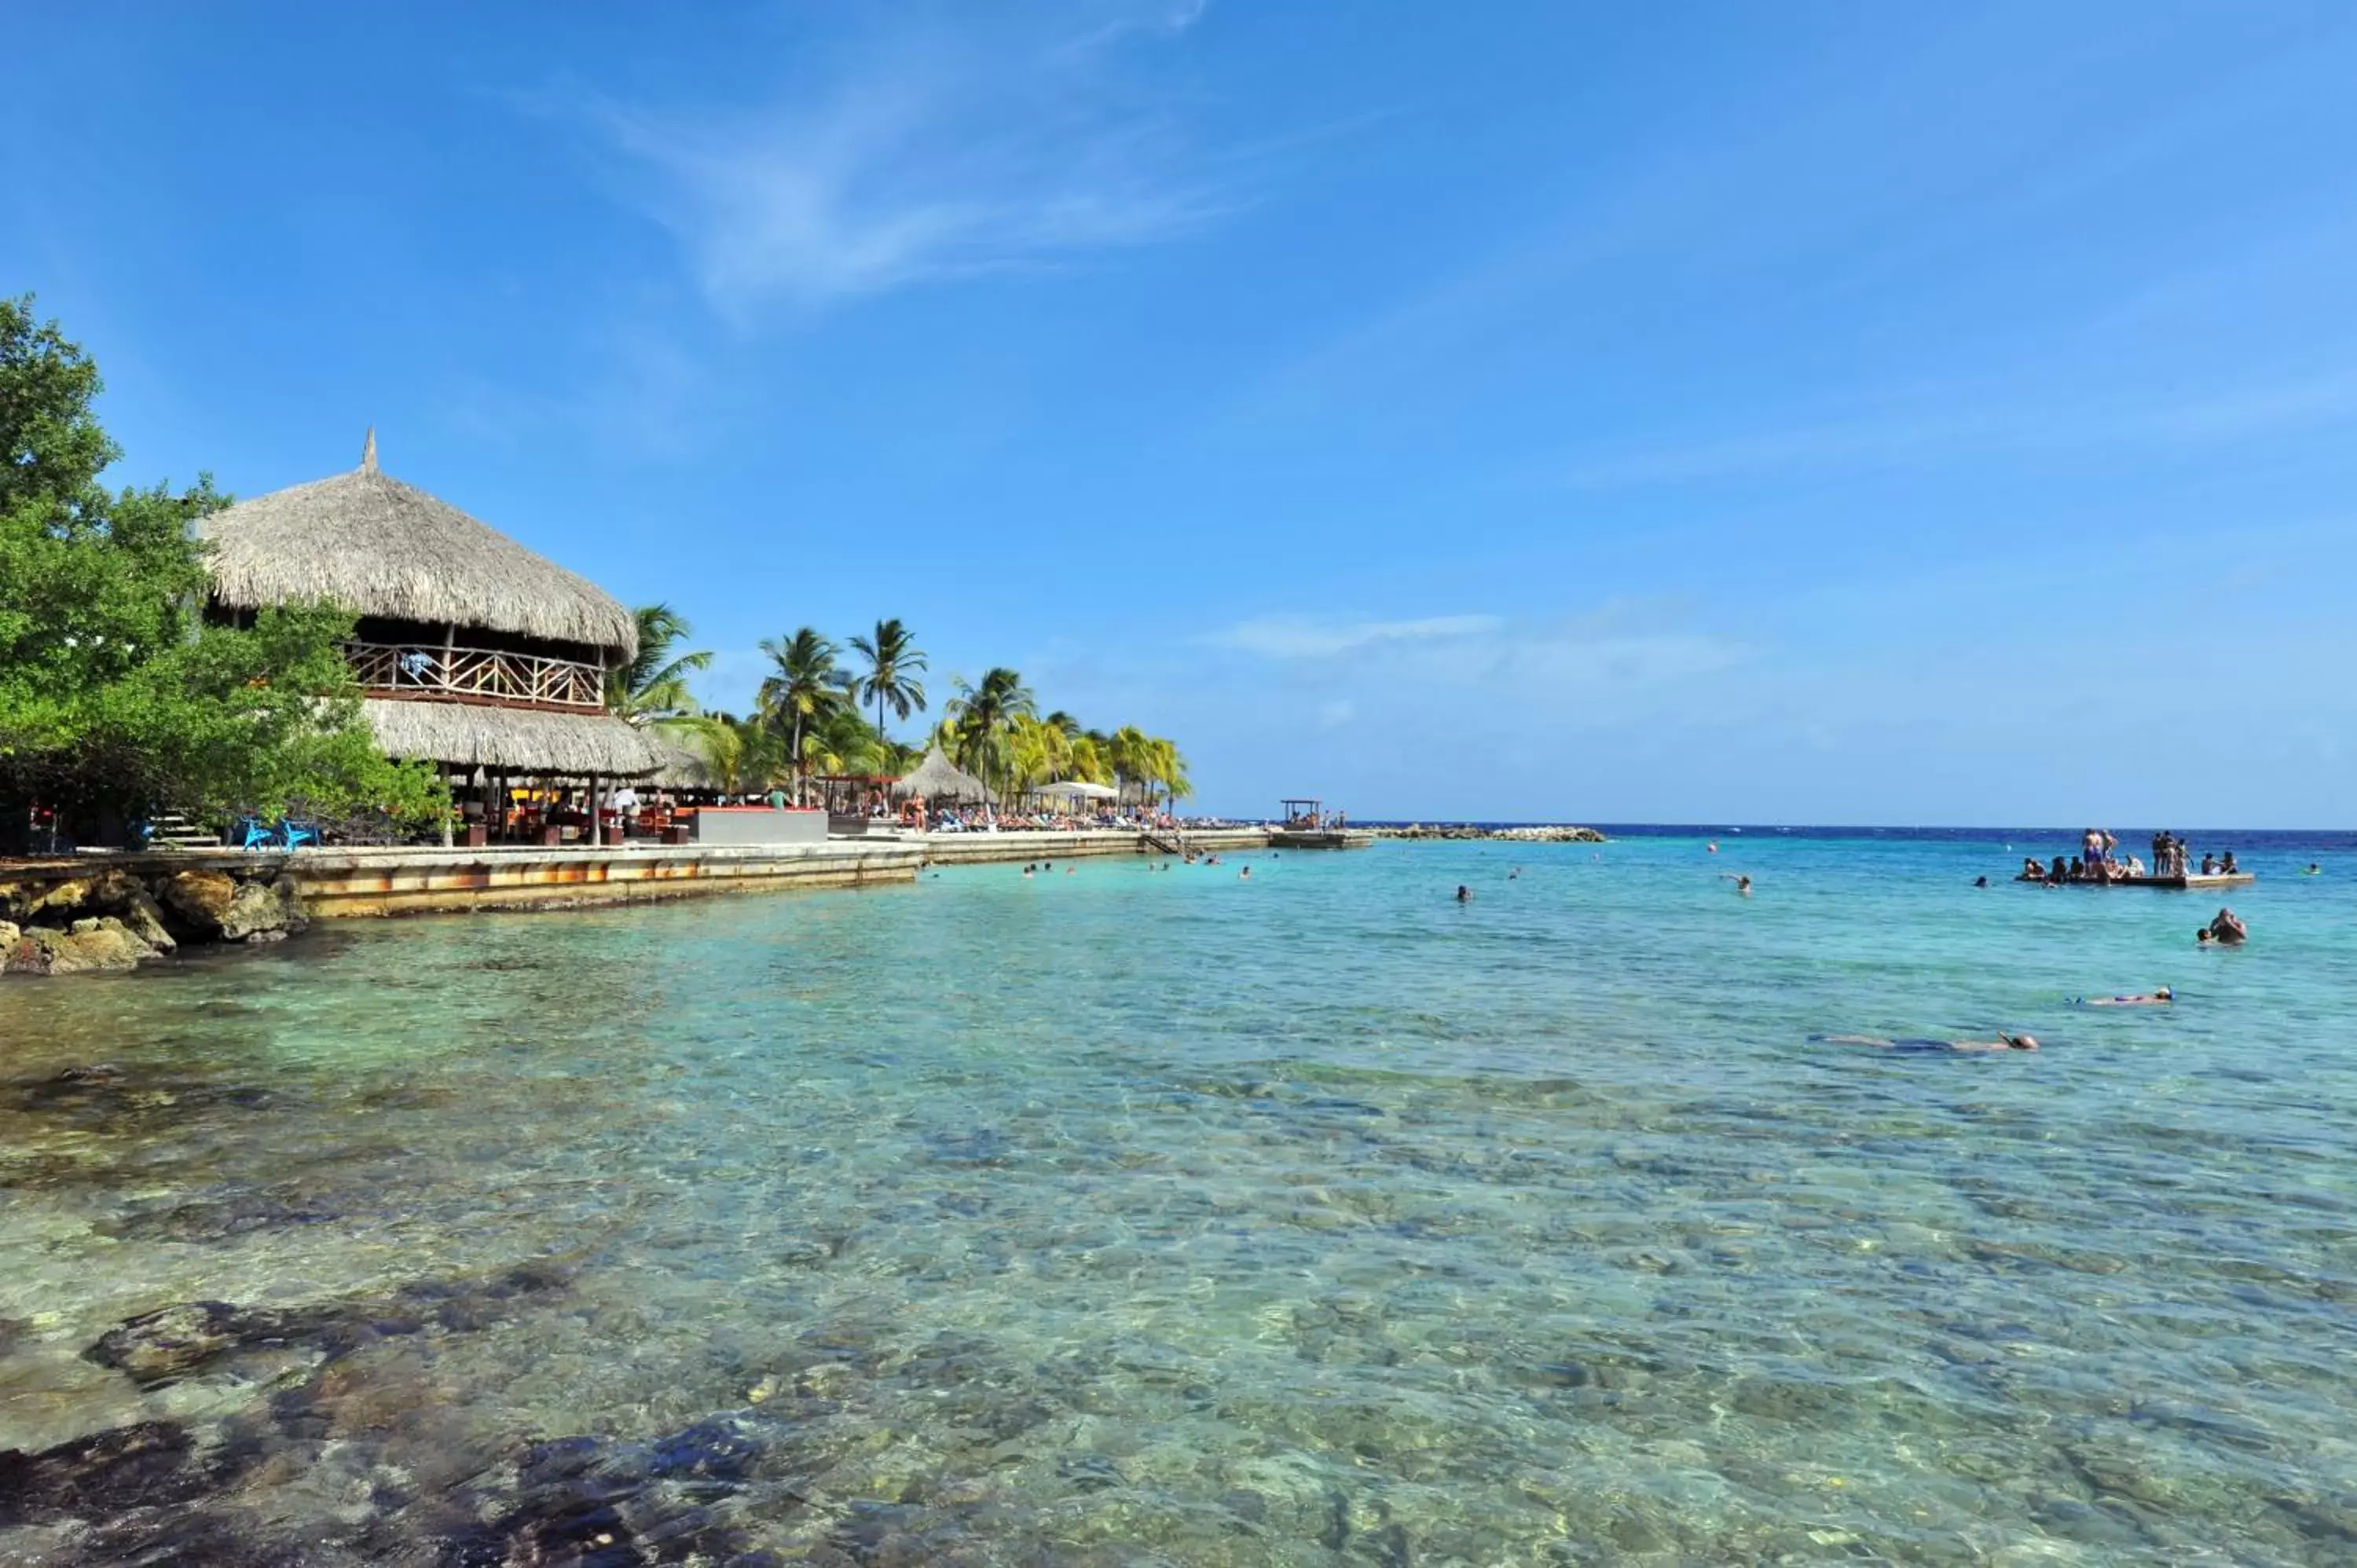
(673, 712, 784, 796)
(757, 628, 848, 802)
(944, 666, 1036, 802)
(1150, 736, 1193, 804)
(849, 618, 929, 751)
(1065, 732, 1113, 786)
(1108, 725, 1155, 807)
(607, 604, 712, 728)
(807, 704, 890, 781)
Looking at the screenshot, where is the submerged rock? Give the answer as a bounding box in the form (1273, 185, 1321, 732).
(80, 1258, 577, 1391)
(82, 1301, 304, 1387)
(0, 1420, 214, 1528)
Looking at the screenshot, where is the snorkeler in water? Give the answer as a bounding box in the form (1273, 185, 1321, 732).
(1813, 1031, 2039, 1053)
(2073, 987, 2172, 1006)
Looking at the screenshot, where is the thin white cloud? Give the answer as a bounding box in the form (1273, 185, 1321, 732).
(1315, 698, 1356, 730)
(1208, 614, 1502, 659)
(1558, 367, 2357, 490)
(562, 3, 1222, 317)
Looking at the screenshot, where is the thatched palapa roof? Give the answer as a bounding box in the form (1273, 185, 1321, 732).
(200, 431, 639, 660)
(653, 739, 720, 791)
(890, 745, 992, 802)
(365, 699, 666, 777)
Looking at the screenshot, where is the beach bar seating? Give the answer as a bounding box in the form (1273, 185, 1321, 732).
(197, 431, 665, 844)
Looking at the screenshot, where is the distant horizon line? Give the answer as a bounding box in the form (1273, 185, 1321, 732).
(1192, 817, 2355, 836)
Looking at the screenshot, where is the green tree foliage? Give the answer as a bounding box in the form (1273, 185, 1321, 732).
(0, 295, 445, 844)
(944, 665, 1036, 800)
(607, 603, 712, 728)
(756, 627, 848, 800)
(848, 617, 927, 749)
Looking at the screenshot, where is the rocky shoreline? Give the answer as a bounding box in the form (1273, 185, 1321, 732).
(1370, 823, 1607, 843)
(0, 866, 306, 976)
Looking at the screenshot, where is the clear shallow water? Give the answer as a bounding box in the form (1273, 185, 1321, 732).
(2, 833, 2355, 1565)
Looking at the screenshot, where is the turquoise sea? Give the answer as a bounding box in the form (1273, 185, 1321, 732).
(3, 831, 2355, 1566)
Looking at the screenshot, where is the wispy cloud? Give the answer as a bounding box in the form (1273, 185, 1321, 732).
(1556, 367, 2357, 490)
(1206, 606, 1754, 701)
(559, 2, 1222, 317)
(1207, 613, 1501, 659)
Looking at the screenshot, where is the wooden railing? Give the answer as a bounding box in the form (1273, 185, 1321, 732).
(344, 640, 604, 711)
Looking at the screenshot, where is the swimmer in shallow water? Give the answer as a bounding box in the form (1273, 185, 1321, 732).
(2075, 987, 2172, 1006)
(1721, 873, 1751, 896)
(1813, 1031, 2039, 1053)
(1454, 885, 1472, 903)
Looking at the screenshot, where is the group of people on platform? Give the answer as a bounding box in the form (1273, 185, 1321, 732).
(2017, 828, 2238, 884)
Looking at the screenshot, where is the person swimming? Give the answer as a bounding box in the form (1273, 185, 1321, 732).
(1721, 873, 1752, 896)
(2304, 863, 2322, 876)
(2205, 907, 2248, 945)
(1813, 1032, 2039, 1053)
(1239, 864, 1251, 880)
(2074, 987, 2172, 1006)
(1454, 885, 1472, 903)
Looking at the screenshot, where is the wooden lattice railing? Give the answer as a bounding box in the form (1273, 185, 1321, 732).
(344, 641, 604, 710)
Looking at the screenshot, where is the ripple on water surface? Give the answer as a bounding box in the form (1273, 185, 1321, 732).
(3, 834, 2357, 1565)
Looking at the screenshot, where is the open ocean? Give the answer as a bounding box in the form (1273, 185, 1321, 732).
(3, 827, 2354, 1565)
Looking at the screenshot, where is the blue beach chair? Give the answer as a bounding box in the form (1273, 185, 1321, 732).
(280, 819, 321, 850)
(236, 815, 273, 850)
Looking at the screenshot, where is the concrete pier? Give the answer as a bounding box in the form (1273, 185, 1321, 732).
(0, 827, 1292, 922)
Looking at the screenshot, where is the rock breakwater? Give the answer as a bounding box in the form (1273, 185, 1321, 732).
(1373, 823, 1607, 843)
(0, 865, 306, 977)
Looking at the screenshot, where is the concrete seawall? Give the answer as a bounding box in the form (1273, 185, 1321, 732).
(0, 828, 1289, 923)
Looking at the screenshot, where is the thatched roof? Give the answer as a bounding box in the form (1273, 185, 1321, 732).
(364, 699, 665, 776)
(200, 433, 638, 659)
(652, 739, 720, 791)
(890, 744, 991, 801)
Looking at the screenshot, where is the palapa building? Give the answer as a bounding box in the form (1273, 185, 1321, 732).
(200, 432, 665, 831)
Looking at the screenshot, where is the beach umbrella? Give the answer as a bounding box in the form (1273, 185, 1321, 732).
(1038, 779, 1118, 801)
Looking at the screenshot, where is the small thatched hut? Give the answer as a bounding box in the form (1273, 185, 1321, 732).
(200, 432, 664, 833)
(889, 745, 992, 804)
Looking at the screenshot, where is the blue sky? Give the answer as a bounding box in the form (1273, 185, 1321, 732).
(9, 2, 2357, 824)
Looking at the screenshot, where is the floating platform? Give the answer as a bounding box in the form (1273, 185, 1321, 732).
(2018, 872, 2255, 889)
(1267, 829, 1375, 850)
